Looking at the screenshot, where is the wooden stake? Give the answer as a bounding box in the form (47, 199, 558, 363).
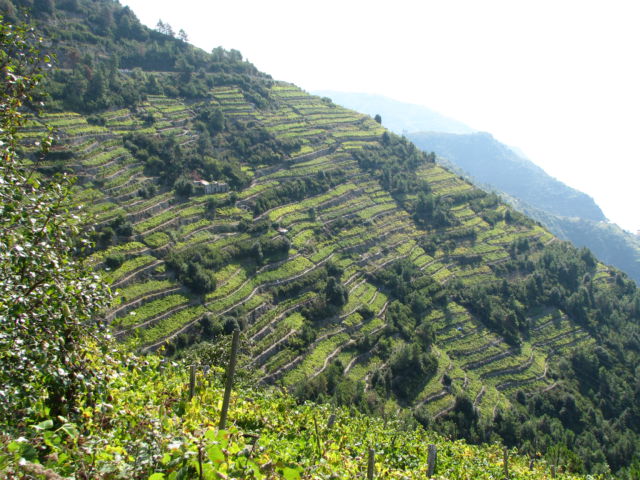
(219, 329, 240, 430)
(313, 416, 323, 458)
(427, 444, 437, 477)
(188, 364, 196, 400)
(367, 448, 375, 479)
(242, 435, 260, 477)
(503, 447, 509, 479)
(197, 443, 204, 480)
(326, 413, 336, 430)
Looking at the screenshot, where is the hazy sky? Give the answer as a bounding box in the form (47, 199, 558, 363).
(122, 0, 640, 233)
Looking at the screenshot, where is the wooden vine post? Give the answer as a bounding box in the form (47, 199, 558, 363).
(550, 444, 559, 478)
(427, 444, 437, 477)
(188, 364, 196, 400)
(312, 416, 323, 458)
(367, 448, 375, 479)
(503, 447, 510, 479)
(326, 413, 336, 430)
(219, 329, 240, 430)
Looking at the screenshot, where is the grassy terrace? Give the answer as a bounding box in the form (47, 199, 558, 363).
(81, 146, 129, 167)
(113, 279, 177, 305)
(265, 183, 360, 222)
(128, 304, 207, 349)
(253, 221, 420, 386)
(528, 309, 593, 353)
(283, 332, 351, 385)
(248, 292, 315, 336)
(252, 312, 305, 356)
(124, 191, 173, 213)
(132, 200, 206, 234)
(263, 157, 357, 181)
(87, 241, 147, 265)
(101, 254, 157, 284)
(114, 293, 190, 330)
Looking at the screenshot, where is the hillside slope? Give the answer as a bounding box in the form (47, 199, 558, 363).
(30, 83, 562, 414)
(408, 131, 640, 283)
(4, 1, 640, 476)
(317, 93, 640, 283)
(408, 132, 605, 221)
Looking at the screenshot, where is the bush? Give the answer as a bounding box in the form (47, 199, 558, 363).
(174, 175, 194, 197)
(105, 253, 125, 269)
(166, 245, 222, 294)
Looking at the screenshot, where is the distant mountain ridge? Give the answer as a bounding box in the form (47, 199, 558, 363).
(408, 131, 606, 222)
(408, 131, 640, 283)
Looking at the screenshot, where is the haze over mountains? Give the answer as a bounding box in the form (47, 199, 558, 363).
(409, 132, 605, 222)
(313, 91, 475, 135)
(317, 91, 640, 284)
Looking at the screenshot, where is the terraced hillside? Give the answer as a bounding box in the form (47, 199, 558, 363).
(318, 92, 640, 285)
(23, 83, 613, 421)
(8, 0, 640, 474)
(407, 130, 640, 284)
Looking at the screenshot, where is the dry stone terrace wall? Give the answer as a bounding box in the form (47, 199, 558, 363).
(27, 81, 609, 418)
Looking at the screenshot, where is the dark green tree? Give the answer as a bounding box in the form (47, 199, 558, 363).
(326, 277, 348, 306)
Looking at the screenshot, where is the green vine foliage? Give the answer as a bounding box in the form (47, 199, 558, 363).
(0, 354, 593, 479)
(0, 14, 111, 424)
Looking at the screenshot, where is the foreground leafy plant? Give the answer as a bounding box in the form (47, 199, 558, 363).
(0, 14, 111, 424)
(1, 349, 596, 479)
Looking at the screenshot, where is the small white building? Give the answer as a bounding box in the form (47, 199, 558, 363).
(194, 179, 229, 194)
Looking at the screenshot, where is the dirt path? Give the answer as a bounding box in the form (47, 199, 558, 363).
(473, 386, 486, 407)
